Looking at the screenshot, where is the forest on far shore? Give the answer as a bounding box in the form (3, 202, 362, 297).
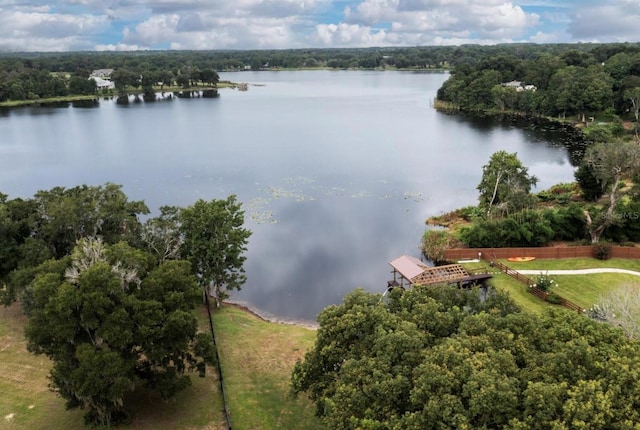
(1, 42, 640, 105)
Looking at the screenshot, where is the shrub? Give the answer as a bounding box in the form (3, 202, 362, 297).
(421, 229, 461, 264)
(545, 292, 564, 305)
(458, 210, 554, 248)
(458, 205, 485, 222)
(534, 271, 555, 292)
(575, 163, 605, 202)
(593, 243, 612, 260)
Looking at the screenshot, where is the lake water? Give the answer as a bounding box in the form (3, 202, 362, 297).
(0, 70, 577, 324)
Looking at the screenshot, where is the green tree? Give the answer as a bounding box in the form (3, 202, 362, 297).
(30, 183, 148, 259)
(546, 66, 613, 121)
(176, 73, 190, 88)
(624, 86, 640, 122)
(293, 286, 640, 429)
(582, 139, 640, 242)
(69, 76, 96, 95)
(180, 196, 252, 307)
(200, 69, 219, 86)
(491, 84, 517, 112)
(141, 205, 182, 263)
(420, 229, 460, 264)
(574, 162, 606, 201)
(24, 238, 215, 426)
(111, 68, 139, 94)
(477, 151, 538, 216)
(522, 53, 564, 92)
(462, 69, 503, 110)
(589, 283, 640, 339)
(0, 195, 38, 284)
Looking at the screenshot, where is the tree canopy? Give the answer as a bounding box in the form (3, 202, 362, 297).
(292, 286, 640, 429)
(476, 150, 538, 216)
(180, 196, 252, 306)
(24, 238, 216, 426)
(0, 183, 253, 425)
(581, 139, 640, 242)
(436, 43, 640, 122)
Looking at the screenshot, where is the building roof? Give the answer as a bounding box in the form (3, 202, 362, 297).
(389, 255, 431, 280)
(389, 255, 471, 285)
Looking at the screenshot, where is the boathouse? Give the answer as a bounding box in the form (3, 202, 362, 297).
(387, 255, 492, 290)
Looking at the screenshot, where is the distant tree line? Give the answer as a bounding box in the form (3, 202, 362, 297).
(436, 44, 640, 123)
(0, 55, 220, 102)
(2, 42, 639, 103)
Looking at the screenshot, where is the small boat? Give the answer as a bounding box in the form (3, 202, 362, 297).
(507, 256, 536, 262)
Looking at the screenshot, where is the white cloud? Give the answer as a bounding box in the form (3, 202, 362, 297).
(567, 1, 640, 42)
(344, 0, 398, 25)
(529, 30, 566, 44)
(322, 0, 542, 46)
(0, 0, 638, 51)
(0, 8, 110, 51)
(94, 42, 144, 51)
(313, 22, 389, 46)
(121, 13, 304, 49)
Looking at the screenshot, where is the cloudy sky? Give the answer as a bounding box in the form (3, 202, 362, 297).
(0, 0, 638, 52)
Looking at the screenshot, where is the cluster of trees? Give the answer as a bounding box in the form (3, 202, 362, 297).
(109, 67, 220, 96)
(437, 44, 640, 122)
(292, 286, 640, 429)
(0, 57, 220, 102)
(423, 145, 640, 253)
(0, 67, 96, 102)
(0, 184, 251, 425)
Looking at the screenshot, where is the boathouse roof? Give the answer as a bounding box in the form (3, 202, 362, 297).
(389, 255, 480, 286)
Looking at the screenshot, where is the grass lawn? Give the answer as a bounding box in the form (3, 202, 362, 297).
(212, 304, 325, 430)
(551, 273, 640, 309)
(0, 303, 226, 430)
(462, 257, 640, 313)
(496, 257, 640, 310)
(498, 257, 640, 272)
(489, 272, 549, 313)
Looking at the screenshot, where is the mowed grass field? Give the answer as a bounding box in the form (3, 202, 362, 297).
(464, 257, 640, 312)
(212, 305, 325, 430)
(0, 301, 323, 430)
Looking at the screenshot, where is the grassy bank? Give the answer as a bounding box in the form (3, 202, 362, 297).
(0, 301, 323, 430)
(0, 95, 99, 107)
(464, 257, 640, 312)
(212, 305, 325, 430)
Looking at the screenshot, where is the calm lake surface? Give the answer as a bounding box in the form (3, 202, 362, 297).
(0, 70, 577, 323)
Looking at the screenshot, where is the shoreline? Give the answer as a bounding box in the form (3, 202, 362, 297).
(222, 300, 319, 330)
(0, 84, 234, 108)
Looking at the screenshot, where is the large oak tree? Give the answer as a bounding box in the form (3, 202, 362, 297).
(24, 238, 215, 426)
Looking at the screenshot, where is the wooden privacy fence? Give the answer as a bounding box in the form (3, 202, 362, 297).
(445, 245, 640, 261)
(479, 254, 585, 313)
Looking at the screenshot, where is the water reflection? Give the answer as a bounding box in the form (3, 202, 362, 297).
(71, 99, 99, 108)
(0, 70, 580, 322)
